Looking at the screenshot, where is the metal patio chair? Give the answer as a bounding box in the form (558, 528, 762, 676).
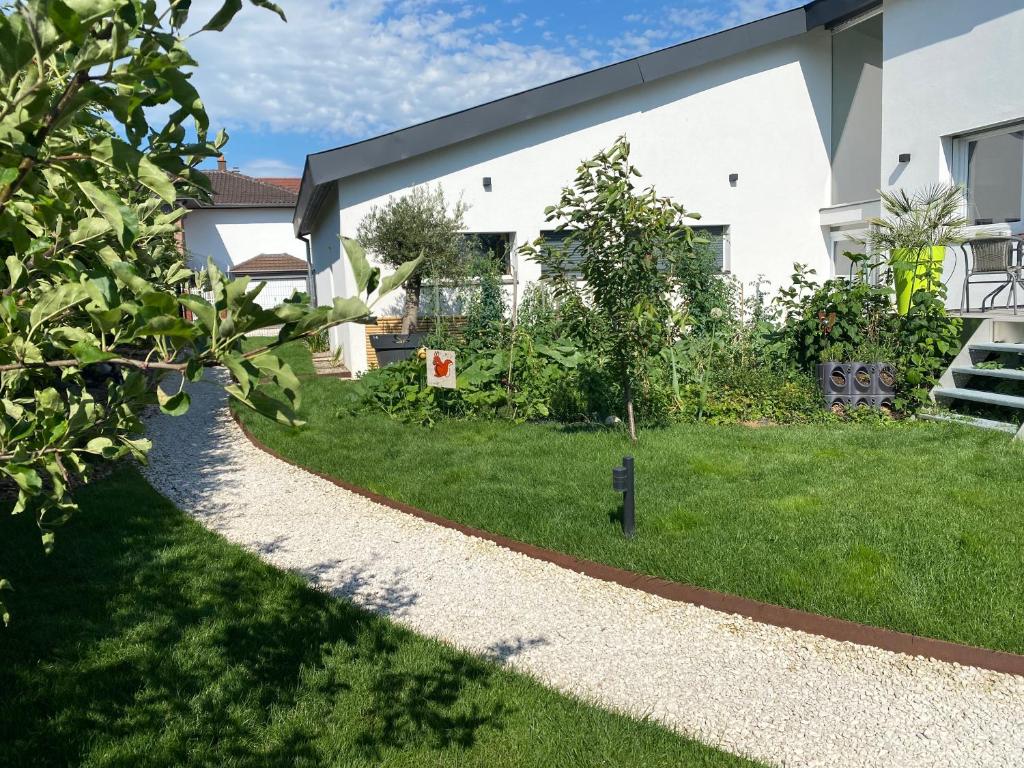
(960, 236, 1024, 315)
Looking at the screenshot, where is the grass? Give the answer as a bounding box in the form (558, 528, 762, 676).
(235, 344, 1024, 656)
(0, 467, 760, 767)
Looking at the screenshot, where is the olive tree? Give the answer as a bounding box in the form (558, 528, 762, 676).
(523, 137, 702, 442)
(0, 0, 418, 623)
(357, 185, 467, 334)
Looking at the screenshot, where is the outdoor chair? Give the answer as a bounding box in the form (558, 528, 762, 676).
(959, 236, 1024, 315)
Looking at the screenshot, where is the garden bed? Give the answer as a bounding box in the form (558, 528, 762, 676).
(235, 346, 1024, 656)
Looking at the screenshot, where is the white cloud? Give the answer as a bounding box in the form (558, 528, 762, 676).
(240, 157, 304, 177)
(185, 0, 582, 142)
(608, 1, 801, 59)
(181, 0, 803, 154)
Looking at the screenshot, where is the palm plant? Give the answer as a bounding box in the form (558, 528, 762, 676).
(866, 184, 969, 313)
(867, 184, 969, 255)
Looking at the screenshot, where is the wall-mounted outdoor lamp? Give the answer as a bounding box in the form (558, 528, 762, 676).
(612, 456, 635, 538)
(729, 173, 739, 185)
(898, 153, 911, 164)
(482, 176, 492, 191)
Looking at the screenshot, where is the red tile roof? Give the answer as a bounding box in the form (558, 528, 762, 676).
(184, 170, 298, 209)
(260, 177, 301, 194)
(230, 253, 308, 275)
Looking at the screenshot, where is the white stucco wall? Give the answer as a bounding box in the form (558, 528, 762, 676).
(880, 0, 1024, 306)
(315, 31, 834, 374)
(183, 207, 304, 273)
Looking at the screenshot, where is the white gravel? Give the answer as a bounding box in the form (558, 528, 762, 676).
(144, 372, 1024, 768)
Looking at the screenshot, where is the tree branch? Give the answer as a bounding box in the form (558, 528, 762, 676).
(0, 70, 90, 210)
(0, 357, 188, 374)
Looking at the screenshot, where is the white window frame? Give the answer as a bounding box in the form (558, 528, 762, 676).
(952, 121, 1024, 235)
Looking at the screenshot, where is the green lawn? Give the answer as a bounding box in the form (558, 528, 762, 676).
(235, 344, 1024, 656)
(0, 467, 759, 768)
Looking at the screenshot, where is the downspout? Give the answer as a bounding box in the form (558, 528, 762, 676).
(298, 233, 316, 306)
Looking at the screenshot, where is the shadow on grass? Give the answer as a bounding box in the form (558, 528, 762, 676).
(0, 467, 506, 767)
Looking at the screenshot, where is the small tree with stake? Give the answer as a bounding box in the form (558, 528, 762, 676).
(523, 136, 702, 442)
(357, 185, 468, 335)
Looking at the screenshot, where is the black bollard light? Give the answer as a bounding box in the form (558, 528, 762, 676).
(612, 456, 635, 538)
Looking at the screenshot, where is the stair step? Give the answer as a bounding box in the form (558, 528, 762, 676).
(952, 366, 1024, 382)
(932, 387, 1024, 410)
(970, 342, 1024, 355)
(918, 413, 1021, 435)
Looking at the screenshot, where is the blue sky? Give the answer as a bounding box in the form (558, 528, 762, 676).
(186, 0, 801, 177)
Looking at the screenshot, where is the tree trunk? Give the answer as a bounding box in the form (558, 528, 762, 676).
(624, 379, 638, 444)
(400, 274, 421, 335)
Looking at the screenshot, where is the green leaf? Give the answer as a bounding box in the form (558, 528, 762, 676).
(248, 0, 286, 21)
(156, 387, 191, 416)
(201, 0, 242, 30)
(76, 181, 126, 241)
(83, 437, 120, 458)
(377, 255, 424, 298)
(179, 293, 216, 330)
(5, 254, 24, 289)
(70, 341, 117, 365)
(29, 282, 88, 330)
(343, 238, 373, 294)
(328, 296, 371, 324)
(3, 465, 42, 494)
(70, 217, 112, 245)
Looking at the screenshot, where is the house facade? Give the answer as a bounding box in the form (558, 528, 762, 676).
(295, 0, 1024, 375)
(181, 159, 311, 309)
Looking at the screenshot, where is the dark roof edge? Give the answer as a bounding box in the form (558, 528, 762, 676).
(295, 0, 878, 235)
(185, 201, 296, 210)
(805, 0, 882, 29)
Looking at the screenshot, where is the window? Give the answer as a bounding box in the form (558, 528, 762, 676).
(538, 230, 584, 280)
(957, 124, 1024, 226)
(538, 227, 729, 278)
(692, 225, 730, 273)
(461, 232, 513, 274)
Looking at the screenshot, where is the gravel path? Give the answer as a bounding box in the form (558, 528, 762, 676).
(143, 373, 1024, 768)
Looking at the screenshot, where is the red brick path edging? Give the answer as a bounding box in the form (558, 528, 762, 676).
(232, 412, 1024, 677)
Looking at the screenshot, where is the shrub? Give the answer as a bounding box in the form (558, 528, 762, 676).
(772, 263, 961, 412)
(343, 333, 584, 424)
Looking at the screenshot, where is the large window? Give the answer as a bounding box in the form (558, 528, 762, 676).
(957, 124, 1024, 226)
(461, 232, 513, 274)
(538, 226, 729, 278)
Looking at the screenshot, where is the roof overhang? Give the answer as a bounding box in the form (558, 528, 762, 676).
(294, 0, 880, 236)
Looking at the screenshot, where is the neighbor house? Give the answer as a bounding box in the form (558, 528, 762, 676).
(181, 158, 310, 309)
(295, 0, 1024, 374)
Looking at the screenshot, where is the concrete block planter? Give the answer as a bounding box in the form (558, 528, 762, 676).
(818, 362, 897, 413)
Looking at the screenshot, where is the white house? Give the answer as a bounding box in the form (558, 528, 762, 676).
(181, 159, 311, 308)
(295, 0, 1024, 375)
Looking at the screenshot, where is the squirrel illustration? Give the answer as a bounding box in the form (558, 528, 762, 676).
(432, 352, 454, 378)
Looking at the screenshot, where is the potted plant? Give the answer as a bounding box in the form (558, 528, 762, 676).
(866, 184, 969, 315)
(357, 185, 468, 364)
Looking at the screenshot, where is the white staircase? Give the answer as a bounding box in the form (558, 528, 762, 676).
(926, 318, 1024, 440)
